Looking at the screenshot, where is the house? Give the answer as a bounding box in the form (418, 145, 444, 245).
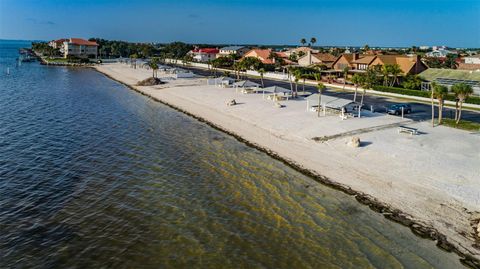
(284, 46, 317, 57)
(332, 53, 359, 71)
(332, 53, 427, 75)
(426, 49, 455, 58)
(217, 46, 249, 58)
(369, 55, 428, 75)
(62, 38, 98, 58)
(48, 38, 68, 49)
(189, 48, 219, 62)
(297, 51, 337, 67)
(458, 55, 480, 71)
(242, 49, 289, 65)
(351, 55, 377, 71)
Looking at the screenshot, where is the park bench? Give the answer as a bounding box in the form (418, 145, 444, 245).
(398, 126, 418, 135)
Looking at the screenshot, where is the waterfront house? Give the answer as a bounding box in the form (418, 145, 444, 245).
(61, 38, 99, 59)
(217, 46, 249, 58)
(297, 51, 337, 67)
(189, 48, 219, 62)
(48, 38, 68, 49)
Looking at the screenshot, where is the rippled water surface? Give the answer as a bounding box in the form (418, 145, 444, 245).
(0, 41, 462, 268)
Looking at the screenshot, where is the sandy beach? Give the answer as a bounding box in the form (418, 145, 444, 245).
(94, 62, 480, 263)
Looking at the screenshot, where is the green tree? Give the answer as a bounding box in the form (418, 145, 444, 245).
(316, 82, 326, 117)
(381, 64, 391, 86)
(402, 75, 422, 90)
(424, 57, 443, 68)
(389, 64, 402, 86)
(443, 54, 458, 69)
(310, 37, 317, 48)
(451, 83, 474, 124)
(362, 44, 370, 53)
(182, 54, 194, 66)
(432, 84, 449, 124)
(292, 68, 305, 98)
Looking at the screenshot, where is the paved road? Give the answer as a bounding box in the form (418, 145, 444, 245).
(175, 64, 480, 123)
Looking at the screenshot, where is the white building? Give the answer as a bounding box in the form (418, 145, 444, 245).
(426, 49, 454, 58)
(189, 48, 219, 62)
(464, 55, 480, 64)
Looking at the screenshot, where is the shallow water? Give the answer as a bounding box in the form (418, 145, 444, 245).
(0, 41, 462, 268)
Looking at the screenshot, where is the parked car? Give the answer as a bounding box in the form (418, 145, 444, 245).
(387, 104, 412, 115)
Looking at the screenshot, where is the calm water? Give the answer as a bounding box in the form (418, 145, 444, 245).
(0, 41, 462, 268)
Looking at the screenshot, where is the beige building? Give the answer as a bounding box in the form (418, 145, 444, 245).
(63, 38, 98, 58)
(297, 51, 337, 67)
(51, 38, 98, 58)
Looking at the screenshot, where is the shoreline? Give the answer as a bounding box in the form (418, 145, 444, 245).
(92, 63, 480, 268)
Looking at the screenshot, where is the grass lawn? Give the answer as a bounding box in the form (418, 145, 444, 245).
(44, 57, 69, 63)
(439, 118, 480, 132)
(420, 68, 480, 81)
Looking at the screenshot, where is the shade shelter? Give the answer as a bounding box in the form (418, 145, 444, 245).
(215, 76, 236, 87)
(306, 94, 355, 115)
(262, 86, 292, 101)
(234, 80, 261, 93)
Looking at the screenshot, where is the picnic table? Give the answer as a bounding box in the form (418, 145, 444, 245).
(398, 126, 418, 135)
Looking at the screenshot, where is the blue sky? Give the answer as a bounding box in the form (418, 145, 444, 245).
(1, 0, 479, 47)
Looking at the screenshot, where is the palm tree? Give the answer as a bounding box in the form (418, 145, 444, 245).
(316, 83, 326, 117)
(358, 77, 369, 117)
(389, 64, 402, 86)
(293, 69, 303, 98)
(381, 65, 391, 86)
(451, 83, 474, 124)
(430, 82, 436, 127)
(300, 38, 307, 47)
(287, 66, 295, 94)
(310, 37, 317, 48)
(233, 62, 241, 80)
(258, 68, 266, 88)
(342, 66, 350, 91)
(432, 84, 448, 124)
(294, 76, 300, 98)
(350, 74, 363, 103)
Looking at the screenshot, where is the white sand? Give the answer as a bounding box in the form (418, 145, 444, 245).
(95, 63, 480, 258)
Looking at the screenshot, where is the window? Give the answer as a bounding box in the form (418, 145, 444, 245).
(358, 64, 368, 70)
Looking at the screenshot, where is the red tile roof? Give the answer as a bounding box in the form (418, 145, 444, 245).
(69, 38, 98, 46)
(243, 49, 288, 64)
(54, 38, 68, 44)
